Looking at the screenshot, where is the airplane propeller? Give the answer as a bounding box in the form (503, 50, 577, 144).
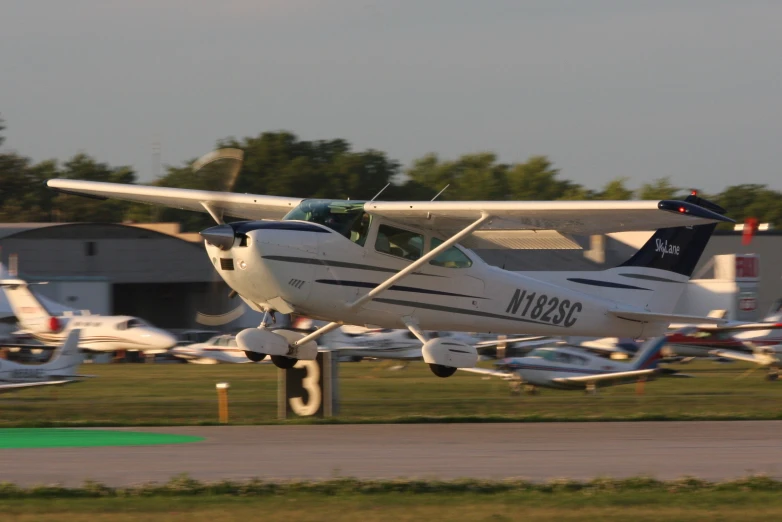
(190, 148, 248, 327)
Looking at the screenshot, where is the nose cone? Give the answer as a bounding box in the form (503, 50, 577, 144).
(200, 224, 235, 250)
(159, 330, 178, 349)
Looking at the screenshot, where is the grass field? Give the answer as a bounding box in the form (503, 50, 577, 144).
(2, 477, 782, 521)
(1, 359, 781, 426)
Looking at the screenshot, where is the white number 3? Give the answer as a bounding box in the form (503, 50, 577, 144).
(289, 360, 321, 416)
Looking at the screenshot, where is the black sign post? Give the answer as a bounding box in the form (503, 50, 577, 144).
(278, 351, 338, 419)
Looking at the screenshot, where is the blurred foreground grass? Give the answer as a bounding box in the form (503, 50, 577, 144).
(1, 360, 781, 426)
(2, 489, 782, 521)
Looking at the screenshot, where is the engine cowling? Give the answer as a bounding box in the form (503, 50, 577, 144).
(422, 338, 478, 378)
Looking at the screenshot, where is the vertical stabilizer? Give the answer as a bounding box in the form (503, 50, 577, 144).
(0, 279, 54, 331)
(42, 329, 83, 374)
(630, 336, 667, 370)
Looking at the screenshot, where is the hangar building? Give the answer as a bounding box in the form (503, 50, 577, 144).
(0, 223, 256, 330)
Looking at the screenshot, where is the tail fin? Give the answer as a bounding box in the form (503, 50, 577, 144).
(43, 329, 83, 374)
(630, 336, 668, 370)
(0, 279, 53, 330)
(619, 194, 726, 277)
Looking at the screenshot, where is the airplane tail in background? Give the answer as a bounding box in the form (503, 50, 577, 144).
(617, 193, 726, 277)
(0, 279, 54, 331)
(629, 336, 668, 370)
(42, 329, 83, 375)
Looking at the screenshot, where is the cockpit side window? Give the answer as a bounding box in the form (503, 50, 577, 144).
(429, 238, 473, 268)
(375, 224, 423, 261)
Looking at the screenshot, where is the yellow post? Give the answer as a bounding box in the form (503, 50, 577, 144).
(216, 382, 230, 423)
(635, 376, 646, 395)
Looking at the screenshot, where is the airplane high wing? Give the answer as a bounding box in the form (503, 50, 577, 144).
(48, 179, 302, 222)
(365, 199, 730, 235)
(48, 179, 730, 235)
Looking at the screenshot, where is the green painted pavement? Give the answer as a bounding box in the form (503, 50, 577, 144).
(0, 429, 203, 449)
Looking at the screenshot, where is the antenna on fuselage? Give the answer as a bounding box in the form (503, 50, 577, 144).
(431, 184, 450, 201)
(369, 183, 391, 202)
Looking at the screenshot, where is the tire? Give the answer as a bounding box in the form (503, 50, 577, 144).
(271, 355, 298, 369)
(244, 351, 267, 363)
(428, 363, 457, 378)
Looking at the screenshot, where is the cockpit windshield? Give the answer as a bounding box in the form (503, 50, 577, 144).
(283, 199, 371, 246)
(116, 318, 149, 331)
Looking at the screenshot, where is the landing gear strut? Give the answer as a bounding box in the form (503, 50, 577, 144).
(766, 366, 779, 382)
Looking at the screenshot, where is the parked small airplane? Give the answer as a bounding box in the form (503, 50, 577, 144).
(0, 278, 178, 353)
(461, 336, 676, 394)
(48, 149, 732, 377)
(0, 330, 91, 393)
(664, 307, 782, 379)
(170, 334, 260, 364)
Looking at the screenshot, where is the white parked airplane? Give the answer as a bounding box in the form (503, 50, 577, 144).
(0, 279, 178, 353)
(170, 334, 259, 364)
(0, 330, 91, 393)
(461, 336, 674, 394)
(47, 149, 732, 377)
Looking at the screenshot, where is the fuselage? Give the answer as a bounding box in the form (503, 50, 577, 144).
(206, 206, 674, 339)
(25, 316, 177, 353)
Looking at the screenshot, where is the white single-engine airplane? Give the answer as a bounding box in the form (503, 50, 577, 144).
(0, 279, 177, 353)
(47, 149, 733, 377)
(0, 330, 90, 393)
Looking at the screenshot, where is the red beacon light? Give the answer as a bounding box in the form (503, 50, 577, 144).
(690, 190, 698, 196)
(48, 316, 61, 332)
(678, 206, 686, 213)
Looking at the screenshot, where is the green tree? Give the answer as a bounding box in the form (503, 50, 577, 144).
(53, 153, 137, 222)
(637, 177, 679, 200)
(597, 177, 634, 200)
(506, 156, 584, 201)
(716, 184, 782, 229)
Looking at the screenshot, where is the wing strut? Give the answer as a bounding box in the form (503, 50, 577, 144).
(347, 212, 491, 310)
(290, 213, 490, 349)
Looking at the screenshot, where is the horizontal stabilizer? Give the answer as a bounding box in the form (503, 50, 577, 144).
(708, 349, 777, 366)
(0, 380, 73, 394)
(610, 310, 728, 326)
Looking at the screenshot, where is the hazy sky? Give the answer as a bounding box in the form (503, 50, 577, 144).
(2, 0, 780, 193)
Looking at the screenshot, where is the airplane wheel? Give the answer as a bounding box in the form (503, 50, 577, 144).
(428, 364, 457, 378)
(765, 373, 779, 382)
(244, 351, 267, 363)
(271, 355, 298, 369)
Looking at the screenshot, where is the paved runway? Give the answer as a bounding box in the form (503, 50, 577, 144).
(1, 421, 781, 486)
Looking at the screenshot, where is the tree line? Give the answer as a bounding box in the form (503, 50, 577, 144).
(1, 115, 780, 231)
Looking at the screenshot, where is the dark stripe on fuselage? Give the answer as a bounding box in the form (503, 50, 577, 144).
(372, 298, 570, 328)
(618, 273, 683, 283)
(566, 278, 651, 291)
(315, 279, 485, 299)
(262, 256, 444, 277)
